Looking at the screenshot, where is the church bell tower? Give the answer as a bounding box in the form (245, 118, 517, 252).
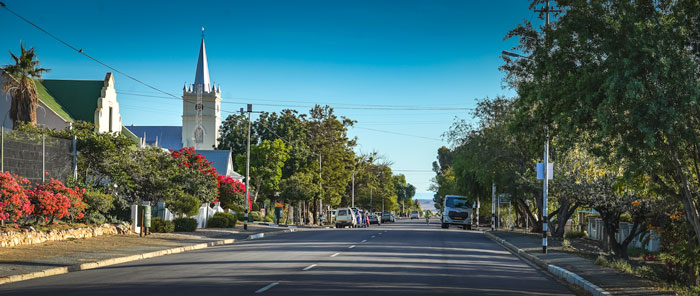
(182, 29, 222, 150)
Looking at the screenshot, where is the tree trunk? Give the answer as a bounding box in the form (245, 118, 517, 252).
(669, 147, 700, 246)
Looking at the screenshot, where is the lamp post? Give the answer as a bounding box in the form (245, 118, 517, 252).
(502, 0, 558, 254)
(241, 105, 252, 230)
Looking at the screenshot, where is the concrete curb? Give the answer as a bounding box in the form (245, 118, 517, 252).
(0, 227, 304, 286)
(484, 231, 611, 296)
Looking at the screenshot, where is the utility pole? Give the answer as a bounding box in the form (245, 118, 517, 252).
(491, 183, 495, 231)
(351, 170, 355, 208)
(370, 187, 373, 211)
(319, 154, 322, 225)
(534, 0, 559, 254)
(243, 105, 252, 230)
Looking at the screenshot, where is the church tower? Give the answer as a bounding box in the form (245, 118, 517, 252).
(182, 32, 222, 150)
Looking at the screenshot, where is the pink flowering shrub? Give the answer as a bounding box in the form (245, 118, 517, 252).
(0, 172, 33, 222)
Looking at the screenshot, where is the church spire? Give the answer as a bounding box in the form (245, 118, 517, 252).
(194, 27, 210, 90)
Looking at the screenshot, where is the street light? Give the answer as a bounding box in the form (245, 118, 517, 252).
(501, 0, 557, 254)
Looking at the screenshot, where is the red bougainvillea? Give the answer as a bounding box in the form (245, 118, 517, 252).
(30, 178, 86, 221)
(0, 172, 33, 222)
(217, 175, 245, 209)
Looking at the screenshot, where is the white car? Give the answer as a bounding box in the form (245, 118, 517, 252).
(335, 208, 356, 228)
(410, 210, 420, 219)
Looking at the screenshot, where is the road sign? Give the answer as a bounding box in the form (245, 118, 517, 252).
(536, 162, 554, 180)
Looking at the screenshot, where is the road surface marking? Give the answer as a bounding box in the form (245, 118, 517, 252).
(377, 233, 382, 235)
(348, 245, 356, 249)
(255, 282, 279, 293)
(361, 239, 367, 243)
(302, 264, 317, 271)
(371, 236, 375, 238)
(330, 252, 340, 257)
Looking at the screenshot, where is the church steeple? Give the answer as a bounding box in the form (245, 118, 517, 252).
(194, 27, 210, 90)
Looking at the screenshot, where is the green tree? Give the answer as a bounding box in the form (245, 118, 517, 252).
(504, 0, 700, 244)
(1, 42, 49, 127)
(305, 105, 355, 216)
(235, 139, 290, 204)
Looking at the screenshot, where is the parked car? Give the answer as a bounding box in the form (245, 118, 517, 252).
(381, 211, 395, 223)
(410, 210, 420, 219)
(368, 213, 381, 225)
(335, 208, 356, 228)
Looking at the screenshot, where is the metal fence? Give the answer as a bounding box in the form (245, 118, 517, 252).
(1, 128, 75, 184)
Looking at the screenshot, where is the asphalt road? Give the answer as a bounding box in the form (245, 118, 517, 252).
(0, 218, 575, 296)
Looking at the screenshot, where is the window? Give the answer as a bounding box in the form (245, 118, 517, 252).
(108, 107, 113, 132)
(194, 126, 204, 143)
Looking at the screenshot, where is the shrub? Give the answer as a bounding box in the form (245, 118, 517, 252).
(217, 175, 245, 210)
(564, 230, 586, 240)
(562, 239, 571, 248)
(83, 211, 106, 225)
(83, 190, 114, 214)
(168, 192, 200, 217)
(173, 217, 198, 232)
(609, 259, 633, 273)
(265, 216, 274, 223)
(32, 179, 87, 220)
(206, 216, 229, 228)
(28, 187, 71, 223)
(151, 217, 174, 233)
(595, 255, 609, 267)
(250, 211, 263, 221)
(0, 172, 33, 222)
(213, 212, 237, 228)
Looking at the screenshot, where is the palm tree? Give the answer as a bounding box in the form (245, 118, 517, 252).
(1, 41, 50, 128)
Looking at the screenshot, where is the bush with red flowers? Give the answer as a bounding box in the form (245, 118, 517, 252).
(0, 172, 33, 222)
(170, 147, 219, 203)
(29, 179, 87, 222)
(217, 175, 245, 210)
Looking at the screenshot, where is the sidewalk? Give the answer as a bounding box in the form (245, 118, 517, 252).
(0, 224, 299, 285)
(485, 230, 671, 296)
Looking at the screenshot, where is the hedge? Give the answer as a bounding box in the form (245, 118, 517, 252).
(173, 217, 198, 232)
(152, 217, 175, 233)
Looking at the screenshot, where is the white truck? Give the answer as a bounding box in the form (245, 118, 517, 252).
(441, 195, 473, 230)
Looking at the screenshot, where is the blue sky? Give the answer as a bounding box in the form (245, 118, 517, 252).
(0, 0, 536, 198)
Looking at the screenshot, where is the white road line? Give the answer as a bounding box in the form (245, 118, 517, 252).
(377, 233, 382, 235)
(302, 264, 317, 271)
(330, 252, 340, 257)
(371, 236, 376, 238)
(255, 282, 279, 293)
(361, 239, 367, 243)
(348, 245, 356, 249)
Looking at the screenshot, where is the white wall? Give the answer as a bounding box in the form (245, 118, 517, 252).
(181, 86, 221, 149)
(94, 73, 122, 133)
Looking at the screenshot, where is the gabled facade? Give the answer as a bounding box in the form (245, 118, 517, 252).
(0, 72, 125, 135)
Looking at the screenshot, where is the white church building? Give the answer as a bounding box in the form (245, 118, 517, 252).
(126, 36, 240, 180)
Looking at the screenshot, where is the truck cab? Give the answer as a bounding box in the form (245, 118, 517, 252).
(441, 195, 473, 230)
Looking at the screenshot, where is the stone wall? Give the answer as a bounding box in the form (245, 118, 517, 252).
(0, 223, 132, 248)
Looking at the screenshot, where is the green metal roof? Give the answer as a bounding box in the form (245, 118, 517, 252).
(39, 79, 103, 122)
(32, 79, 74, 122)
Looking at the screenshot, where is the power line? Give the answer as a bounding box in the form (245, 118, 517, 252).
(352, 127, 443, 142)
(116, 91, 473, 111)
(1, 2, 182, 101)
